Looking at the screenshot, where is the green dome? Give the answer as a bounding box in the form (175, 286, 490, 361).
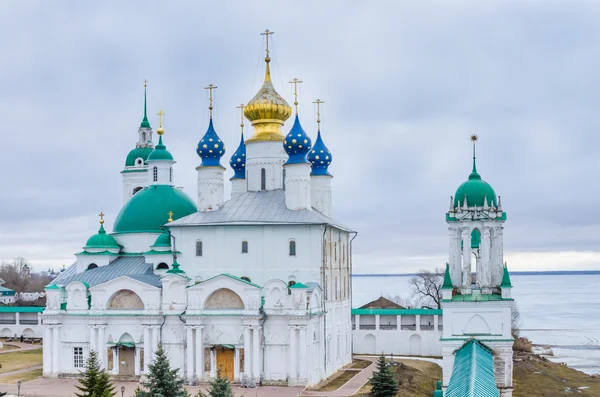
(113, 185, 196, 233)
(126, 147, 154, 167)
(453, 152, 497, 208)
(84, 224, 121, 249)
(152, 232, 171, 247)
(147, 136, 173, 161)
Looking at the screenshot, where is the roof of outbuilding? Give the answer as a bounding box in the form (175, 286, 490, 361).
(169, 190, 353, 232)
(359, 296, 405, 309)
(49, 257, 161, 288)
(445, 339, 500, 397)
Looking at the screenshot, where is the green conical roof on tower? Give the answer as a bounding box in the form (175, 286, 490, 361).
(442, 263, 453, 289)
(501, 263, 512, 288)
(166, 259, 185, 274)
(140, 82, 150, 129)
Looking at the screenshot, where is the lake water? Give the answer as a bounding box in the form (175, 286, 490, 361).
(352, 274, 600, 375)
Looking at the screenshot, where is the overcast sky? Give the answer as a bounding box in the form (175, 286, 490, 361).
(2, 1, 600, 274)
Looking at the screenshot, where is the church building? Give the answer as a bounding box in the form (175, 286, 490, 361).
(42, 33, 354, 387)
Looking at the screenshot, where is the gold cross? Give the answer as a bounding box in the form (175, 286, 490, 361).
(168, 211, 174, 222)
(260, 29, 274, 60)
(289, 78, 303, 114)
(143, 79, 148, 88)
(204, 84, 217, 119)
(98, 212, 105, 224)
(157, 110, 165, 128)
(313, 99, 325, 130)
(236, 103, 245, 134)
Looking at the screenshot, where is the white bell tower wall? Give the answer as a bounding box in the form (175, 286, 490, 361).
(245, 141, 287, 191)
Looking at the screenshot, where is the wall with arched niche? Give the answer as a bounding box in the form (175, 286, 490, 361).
(204, 288, 244, 309)
(107, 289, 145, 310)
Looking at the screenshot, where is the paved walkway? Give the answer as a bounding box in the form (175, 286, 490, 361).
(0, 342, 42, 354)
(0, 365, 42, 379)
(301, 356, 376, 396)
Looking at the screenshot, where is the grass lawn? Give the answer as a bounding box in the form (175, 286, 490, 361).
(0, 368, 42, 384)
(313, 370, 361, 391)
(0, 348, 42, 374)
(348, 359, 372, 369)
(0, 344, 19, 352)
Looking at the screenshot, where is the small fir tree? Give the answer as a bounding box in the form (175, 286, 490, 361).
(75, 350, 116, 397)
(137, 344, 189, 397)
(369, 354, 399, 397)
(206, 374, 233, 397)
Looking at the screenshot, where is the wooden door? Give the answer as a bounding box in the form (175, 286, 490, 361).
(119, 347, 135, 376)
(216, 348, 234, 380)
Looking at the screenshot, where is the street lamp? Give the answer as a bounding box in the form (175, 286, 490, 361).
(121, 386, 125, 397)
(17, 380, 21, 397)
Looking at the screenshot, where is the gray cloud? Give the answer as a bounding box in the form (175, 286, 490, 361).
(2, 1, 600, 273)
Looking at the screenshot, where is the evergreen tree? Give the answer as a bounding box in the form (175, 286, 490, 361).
(137, 344, 189, 397)
(369, 354, 399, 397)
(75, 350, 116, 397)
(206, 375, 233, 397)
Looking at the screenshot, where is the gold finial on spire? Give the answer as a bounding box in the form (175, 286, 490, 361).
(289, 78, 303, 114)
(205, 84, 218, 119)
(261, 29, 274, 62)
(236, 103, 245, 135)
(143, 79, 148, 88)
(313, 99, 325, 130)
(98, 212, 105, 224)
(168, 211, 174, 223)
(156, 110, 165, 135)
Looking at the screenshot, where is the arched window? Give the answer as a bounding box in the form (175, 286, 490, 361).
(87, 263, 98, 270)
(241, 240, 248, 253)
(132, 186, 143, 195)
(169, 168, 172, 183)
(241, 276, 251, 282)
(156, 263, 169, 270)
(289, 240, 296, 256)
(261, 168, 266, 190)
(153, 166, 158, 182)
(288, 280, 296, 295)
(196, 240, 203, 256)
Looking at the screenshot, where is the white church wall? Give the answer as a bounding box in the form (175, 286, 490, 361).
(112, 232, 161, 254)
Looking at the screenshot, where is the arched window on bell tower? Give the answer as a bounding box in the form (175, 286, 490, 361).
(261, 168, 266, 190)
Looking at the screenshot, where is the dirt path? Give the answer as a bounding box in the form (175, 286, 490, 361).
(300, 357, 376, 396)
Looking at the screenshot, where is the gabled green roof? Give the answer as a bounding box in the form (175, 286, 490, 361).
(442, 263, 453, 289)
(45, 284, 62, 290)
(501, 263, 512, 288)
(446, 339, 500, 397)
(289, 282, 308, 289)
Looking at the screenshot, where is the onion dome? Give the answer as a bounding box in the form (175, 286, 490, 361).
(113, 185, 197, 233)
(230, 133, 246, 178)
(244, 55, 292, 143)
(284, 115, 312, 165)
(148, 122, 173, 161)
(84, 218, 120, 250)
(308, 130, 333, 176)
(152, 232, 171, 247)
(125, 147, 154, 167)
(196, 120, 226, 167)
(453, 136, 497, 208)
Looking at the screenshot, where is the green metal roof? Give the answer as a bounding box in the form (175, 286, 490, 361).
(0, 286, 15, 296)
(352, 308, 442, 315)
(166, 259, 185, 275)
(125, 147, 154, 167)
(147, 136, 173, 161)
(113, 185, 197, 233)
(152, 232, 171, 247)
(289, 282, 308, 289)
(442, 263, 453, 289)
(453, 149, 497, 208)
(501, 263, 512, 288)
(446, 339, 500, 397)
(84, 224, 121, 250)
(0, 306, 44, 313)
(444, 294, 513, 302)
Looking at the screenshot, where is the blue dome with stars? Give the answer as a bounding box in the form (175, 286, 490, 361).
(284, 115, 312, 165)
(229, 133, 246, 179)
(196, 119, 226, 167)
(308, 129, 332, 176)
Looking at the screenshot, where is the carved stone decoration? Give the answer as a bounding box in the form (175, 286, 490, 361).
(107, 289, 144, 310)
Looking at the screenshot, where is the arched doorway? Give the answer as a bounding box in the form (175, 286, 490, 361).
(215, 345, 235, 381)
(117, 333, 136, 376)
(364, 334, 376, 353)
(409, 334, 422, 356)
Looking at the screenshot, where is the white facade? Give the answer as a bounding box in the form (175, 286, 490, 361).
(0, 310, 43, 338)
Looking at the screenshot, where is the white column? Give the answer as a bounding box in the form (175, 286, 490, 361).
(152, 326, 160, 360)
(434, 315, 439, 331)
(210, 349, 216, 378)
(355, 315, 360, 330)
(493, 227, 505, 286)
(15, 312, 20, 325)
(243, 327, 251, 377)
(416, 315, 421, 331)
(195, 326, 204, 380)
(299, 327, 307, 379)
(89, 326, 96, 353)
(112, 348, 118, 375)
(234, 348, 240, 381)
(134, 346, 141, 375)
(375, 315, 380, 330)
(289, 327, 297, 380)
(480, 227, 491, 288)
(143, 327, 151, 372)
(397, 315, 402, 331)
(43, 325, 51, 375)
(461, 228, 472, 287)
(186, 327, 194, 381)
(253, 326, 261, 381)
(52, 325, 60, 376)
(98, 326, 106, 369)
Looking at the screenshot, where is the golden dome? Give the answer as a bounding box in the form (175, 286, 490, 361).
(244, 59, 292, 143)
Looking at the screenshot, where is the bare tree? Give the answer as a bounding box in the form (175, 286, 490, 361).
(409, 268, 444, 309)
(511, 302, 521, 338)
(384, 294, 414, 308)
(0, 257, 31, 293)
